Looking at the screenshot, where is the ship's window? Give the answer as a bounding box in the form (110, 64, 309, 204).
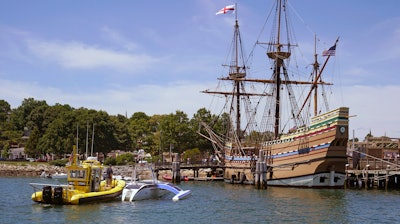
(69, 170, 86, 179)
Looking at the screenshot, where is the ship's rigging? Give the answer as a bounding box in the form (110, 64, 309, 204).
(199, 0, 347, 189)
(201, 0, 338, 158)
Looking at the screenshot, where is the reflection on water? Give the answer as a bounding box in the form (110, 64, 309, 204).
(214, 183, 347, 223)
(266, 187, 346, 223)
(2, 177, 400, 224)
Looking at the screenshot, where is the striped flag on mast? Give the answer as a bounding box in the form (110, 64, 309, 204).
(322, 44, 336, 56)
(216, 4, 235, 15)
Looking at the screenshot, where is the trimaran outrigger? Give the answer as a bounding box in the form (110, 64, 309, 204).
(200, 1, 349, 188)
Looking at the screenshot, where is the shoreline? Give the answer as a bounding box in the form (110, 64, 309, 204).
(0, 163, 66, 177)
(0, 163, 208, 179)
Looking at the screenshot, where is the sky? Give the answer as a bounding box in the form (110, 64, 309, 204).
(0, 0, 399, 140)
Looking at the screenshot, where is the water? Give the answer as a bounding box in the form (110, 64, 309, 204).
(1, 177, 400, 224)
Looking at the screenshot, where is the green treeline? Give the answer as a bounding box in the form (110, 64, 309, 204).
(0, 98, 226, 162)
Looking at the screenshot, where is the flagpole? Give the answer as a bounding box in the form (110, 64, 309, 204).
(235, 3, 238, 21)
(297, 37, 339, 117)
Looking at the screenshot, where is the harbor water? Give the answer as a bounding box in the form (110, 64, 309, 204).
(1, 177, 400, 224)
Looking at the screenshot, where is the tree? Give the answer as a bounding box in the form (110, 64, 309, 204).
(10, 98, 47, 132)
(190, 108, 214, 152)
(25, 127, 41, 157)
(37, 110, 76, 158)
(111, 114, 133, 151)
(26, 104, 50, 134)
(0, 100, 11, 124)
(0, 100, 12, 150)
(129, 112, 152, 151)
(182, 148, 201, 163)
(90, 110, 118, 156)
(173, 111, 194, 152)
(156, 111, 192, 154)
(149, 114, 164, 159)
(1, 97, 249, 161)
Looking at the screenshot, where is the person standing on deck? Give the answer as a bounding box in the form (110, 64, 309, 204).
(106, 165, 113, 187)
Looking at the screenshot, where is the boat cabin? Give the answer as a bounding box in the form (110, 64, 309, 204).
(68, 158, 102, 193)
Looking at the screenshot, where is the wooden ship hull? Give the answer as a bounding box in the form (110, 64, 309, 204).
(223, 107, 349, 188)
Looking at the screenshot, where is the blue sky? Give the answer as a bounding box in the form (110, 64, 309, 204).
(0, 0, 399, 139)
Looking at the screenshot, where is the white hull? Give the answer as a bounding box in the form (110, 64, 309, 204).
(114, 175, 134, 181)
(122, 164, 191, 202)
(266, 173, 346, 188)
(122, 182, 168, 201)
(40, 171, 67, 179)
(122, 181, 191, 202)
(51, 173, 67, 179)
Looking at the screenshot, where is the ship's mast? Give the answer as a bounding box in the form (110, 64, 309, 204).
(233, 18, 242, 139)
(297, 37, 339, 118)
(203, 8, 245, 140)
(202, 1, 337, 150)
(266, 0, 291, 139)
(231, 4, 244, 139)
(313, 35, 319, 116)
(202, 5, 267, 142)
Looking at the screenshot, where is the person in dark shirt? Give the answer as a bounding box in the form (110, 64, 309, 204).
(106, 165, 113, 187)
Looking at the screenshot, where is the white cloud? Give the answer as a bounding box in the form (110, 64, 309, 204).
(25, 39, 160, 73)
(0, 78, 212, 118)
(100, 26, 138, 51)
(332, 85, 400, 139)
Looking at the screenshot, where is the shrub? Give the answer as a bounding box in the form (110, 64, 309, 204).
(116, 153, 135, 165)
(182, 148, 201, 163)
(104, 157, 116, 166)
(49, 159, 68, 167)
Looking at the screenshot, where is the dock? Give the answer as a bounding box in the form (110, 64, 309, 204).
(346, 149, 400, 190)
(154, 162, 224, 183)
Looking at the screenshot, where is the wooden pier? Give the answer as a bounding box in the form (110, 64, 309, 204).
(154, 162, 224, 183)
(154, 148, 400, 190)
(346, 168, 400, 190)
(346, 149, 400, 190)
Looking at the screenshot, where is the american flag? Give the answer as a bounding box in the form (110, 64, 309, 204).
(322, 44, 336, 56)
(216, 5, 235, 15)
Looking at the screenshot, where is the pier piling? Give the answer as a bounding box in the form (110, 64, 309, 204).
(255, 150, 267, 189)
(172, 154, 181, 183)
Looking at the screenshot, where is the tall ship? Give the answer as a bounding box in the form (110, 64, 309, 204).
(200, 1, 349, 188)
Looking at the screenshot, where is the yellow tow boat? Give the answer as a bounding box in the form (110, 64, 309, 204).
(30, 146, 125, 205)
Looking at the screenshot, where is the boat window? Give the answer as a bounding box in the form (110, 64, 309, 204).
(69, 170, 86, 179)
